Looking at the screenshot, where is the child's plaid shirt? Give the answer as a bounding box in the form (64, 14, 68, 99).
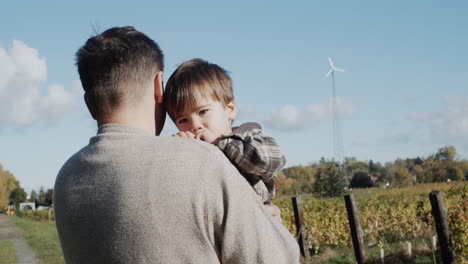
(217, 122, 286, 203)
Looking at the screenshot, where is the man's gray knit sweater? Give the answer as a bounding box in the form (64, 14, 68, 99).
(54, 124, 299, 264)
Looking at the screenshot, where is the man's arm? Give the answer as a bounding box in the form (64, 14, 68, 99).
(204, 149, 299, 263)
(217, 122, 286, 183)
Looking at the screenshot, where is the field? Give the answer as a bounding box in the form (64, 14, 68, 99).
(274, 182, 467, 263)
(8, 182, 467, 264)
(12, 216, 64, 264)
(0, 240, 17, 263)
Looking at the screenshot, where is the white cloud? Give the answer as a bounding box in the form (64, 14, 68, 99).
(431, 96, 468, 149)
(39, 84, 76, 119)
(377, 127, 424, 146)
(0, 40, 78, 126)
(263, 97, 355, 131)
(401, 96, 468, 150)
(406, 112, 437, 121)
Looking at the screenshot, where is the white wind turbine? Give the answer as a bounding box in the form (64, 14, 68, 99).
(325, 57, 345, 78)
(325, 57, 347, 179)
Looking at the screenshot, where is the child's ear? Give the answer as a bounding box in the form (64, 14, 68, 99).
(227, 100, 237, 121)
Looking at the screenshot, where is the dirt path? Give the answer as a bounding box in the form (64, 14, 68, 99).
(0, 214, 38, 264)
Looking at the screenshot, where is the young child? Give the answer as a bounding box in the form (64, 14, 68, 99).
(164, 58, 285, 204)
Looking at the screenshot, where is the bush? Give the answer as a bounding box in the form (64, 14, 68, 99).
(275, 182, 466, 259)
(313, 163, 348, 198)
(350, 171, 374, 189)
(9, 187, 27, 208)
(16, 209, 54, 221)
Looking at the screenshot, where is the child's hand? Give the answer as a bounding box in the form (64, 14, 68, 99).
(264, 203, 282, 223)
(195, 129, 221, 144)
(172, 131, 197, 139)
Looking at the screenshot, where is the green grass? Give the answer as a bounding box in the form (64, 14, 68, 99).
(304, 239, 443, 264)
(12, 216, 64, 264)
(0, 240, 17, 264)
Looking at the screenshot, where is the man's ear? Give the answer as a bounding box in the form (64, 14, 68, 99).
(84, 93, 97, 120)
(154, 71, 164, 103)
(227, 100, 237, 121)
(154, 71, 166, 136)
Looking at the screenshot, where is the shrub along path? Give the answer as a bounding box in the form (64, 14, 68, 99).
(0, 214, 38, 264)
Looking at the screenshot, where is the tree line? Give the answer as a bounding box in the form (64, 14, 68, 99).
(2, 145, 467, 206)
(8, 186, 53, 209)
(0, 164, 21, 208)
(0, 164, 54, 209)
(276, 146, 468, 197)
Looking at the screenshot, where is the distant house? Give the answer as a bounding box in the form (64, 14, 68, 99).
(37, 205, 50, 211)
(19, 201, 35, 211)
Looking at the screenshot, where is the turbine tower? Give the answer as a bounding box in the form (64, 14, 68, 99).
(325, 57, 347, 178)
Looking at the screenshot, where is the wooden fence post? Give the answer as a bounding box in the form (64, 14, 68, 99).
(344, 194, 366, 264)
(292, 196, 310, 260)
(429, 191, 455, 264)
(48, 207, 53, 221)
(406, 241, 412, 257)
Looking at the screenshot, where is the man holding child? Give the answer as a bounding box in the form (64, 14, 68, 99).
(54, 26, 299, 263)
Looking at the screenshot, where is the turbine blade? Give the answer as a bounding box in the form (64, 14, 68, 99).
(334, 67, 344, 72)
(325, 69, 333, 77)
(328, 57, 334, 68)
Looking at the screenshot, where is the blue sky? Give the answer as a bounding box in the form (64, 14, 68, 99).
(1, 0, 467, 193)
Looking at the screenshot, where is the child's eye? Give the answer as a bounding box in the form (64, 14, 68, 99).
(178, 118, 188, 124)
(199, 109, 209, 115)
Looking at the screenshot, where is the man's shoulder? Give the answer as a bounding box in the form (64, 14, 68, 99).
(162, 138, 242, 178)
(55, 135, 239, 189)
(161, 137, 226, 157)
(55, 142, 91, 175)
(58, 136, 231, 175)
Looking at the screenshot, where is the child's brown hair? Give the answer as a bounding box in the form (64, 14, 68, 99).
(164, 58, 234, 121)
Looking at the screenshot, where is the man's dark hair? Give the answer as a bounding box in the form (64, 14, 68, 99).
(76, 26, 164, 118)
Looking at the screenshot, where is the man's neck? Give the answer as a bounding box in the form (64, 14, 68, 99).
(97, 107, 156, 135)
